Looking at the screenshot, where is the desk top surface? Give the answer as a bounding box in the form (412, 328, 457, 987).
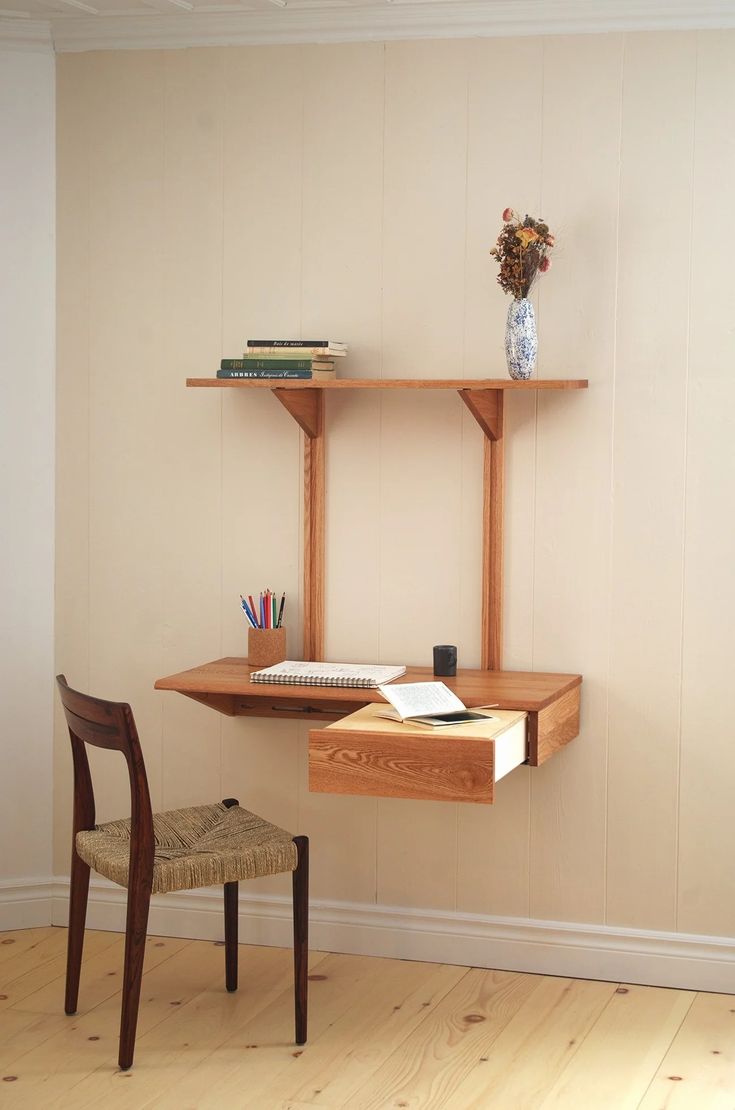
(154, 658, 581, 713)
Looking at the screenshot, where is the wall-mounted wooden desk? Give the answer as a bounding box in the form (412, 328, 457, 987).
(155, 659, 581, 801)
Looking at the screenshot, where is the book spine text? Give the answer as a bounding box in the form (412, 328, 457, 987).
(221, 358, 312, 371)
(240, 348, 345, 358)
(217, 369, 312, 379)
(247, 339, 332, 348)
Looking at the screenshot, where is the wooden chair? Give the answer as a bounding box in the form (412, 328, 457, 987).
(56, 675, 308, 1070)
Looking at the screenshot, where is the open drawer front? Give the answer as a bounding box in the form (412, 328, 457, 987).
(309, 704, 528, 804)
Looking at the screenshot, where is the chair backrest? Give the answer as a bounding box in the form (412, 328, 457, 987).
(56, 675, 154, 884)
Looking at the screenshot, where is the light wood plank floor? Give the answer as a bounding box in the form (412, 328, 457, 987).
(0, 927, 732, 1108)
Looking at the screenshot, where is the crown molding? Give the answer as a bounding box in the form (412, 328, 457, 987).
(1, 0, 734, 54)
(0, 16, 52, 52)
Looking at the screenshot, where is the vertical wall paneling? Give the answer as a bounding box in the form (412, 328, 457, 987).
(606, 33, 696, 930)
(297, 44, 386, 903)
(55, 55, 91, 873)
(678, 31, 735, 936)
(376, 40, 470, 911)
(86, 51, 167, 820)
(379, 39, 469, 664)
(219, 47, 305, 895)
(457, 36, 544, 919)
(158, 49, 227, 809)
(529, 34, 623, 923)
(302, 42, 385, 664)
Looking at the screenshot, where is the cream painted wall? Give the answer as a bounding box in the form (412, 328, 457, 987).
(0, 50, 55, 889)
(55, 32, 735, 945)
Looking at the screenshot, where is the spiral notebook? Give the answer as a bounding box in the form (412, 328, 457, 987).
(250, 660, 406, 688)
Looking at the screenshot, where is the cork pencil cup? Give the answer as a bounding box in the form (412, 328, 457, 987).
(248, 627, 287, 669)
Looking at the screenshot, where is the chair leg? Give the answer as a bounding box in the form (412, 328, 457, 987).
(65, 850, 90, 1015)
(118, 873, 152, 1071)
(292, 835, 309, 1046)
(224, 881, 239, 992)
(221, 797, 240, 993)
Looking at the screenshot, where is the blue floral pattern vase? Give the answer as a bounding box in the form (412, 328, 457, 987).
(505, 297, 537, 380)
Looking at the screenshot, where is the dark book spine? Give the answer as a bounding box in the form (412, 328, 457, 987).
(220, 358, 312, 371)
(217, 369, 312, 379)
(246, 339, 330, 348)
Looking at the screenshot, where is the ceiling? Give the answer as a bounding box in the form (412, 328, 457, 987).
(2, 0, 735, 54)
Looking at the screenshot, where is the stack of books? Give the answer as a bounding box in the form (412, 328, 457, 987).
(217, 339, 348, 380)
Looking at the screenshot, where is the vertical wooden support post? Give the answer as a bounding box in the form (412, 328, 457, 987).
(272, 388, 325, 662)
(458, 389, 504, 671)
(303, 401, 325, 660)
(482, 404, 504, 670)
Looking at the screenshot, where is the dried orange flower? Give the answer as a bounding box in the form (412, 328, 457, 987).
(515, 227, 540, 248)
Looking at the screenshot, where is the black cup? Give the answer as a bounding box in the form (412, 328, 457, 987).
(433, 644, 457, 677)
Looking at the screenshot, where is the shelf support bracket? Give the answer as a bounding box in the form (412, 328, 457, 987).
(458, 388, 503, 442)
(458, 388, 504, 671)
(272, 388, 323, 439)
(272, 388, 325, 661)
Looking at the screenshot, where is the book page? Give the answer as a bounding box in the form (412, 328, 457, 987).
(377, 681, 465, 720)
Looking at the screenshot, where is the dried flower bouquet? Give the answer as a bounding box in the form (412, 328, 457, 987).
(490, 208, 554, 300)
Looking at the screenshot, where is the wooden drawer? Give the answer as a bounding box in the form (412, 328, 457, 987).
(309, 705, 527, 805)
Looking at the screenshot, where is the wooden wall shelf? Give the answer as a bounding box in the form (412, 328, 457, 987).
(188, 375, 588, 667)
(187, 378, 588, 391)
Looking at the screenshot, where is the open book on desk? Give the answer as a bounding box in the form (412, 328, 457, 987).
(376, 681, 498, 728)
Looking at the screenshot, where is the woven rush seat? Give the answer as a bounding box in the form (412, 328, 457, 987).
(76, 801, 298, 895)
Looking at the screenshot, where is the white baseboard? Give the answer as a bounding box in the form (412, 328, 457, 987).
(3, 876, 733, 993)
(0, 878, 55, 931)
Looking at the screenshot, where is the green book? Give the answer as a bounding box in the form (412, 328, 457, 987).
(220, 358, 312, 371)
(217, 369, 311, 379)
